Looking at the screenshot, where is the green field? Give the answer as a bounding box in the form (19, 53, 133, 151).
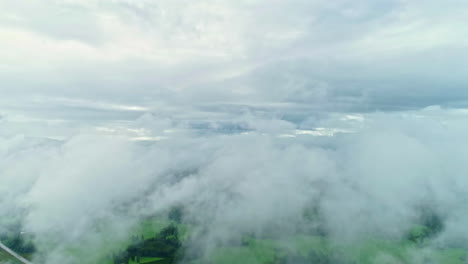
(129, 257, 165, 264)
(2, 214, 468, 264)
(4, 235, 468, 264)
(0, 248, 23, 264)
(194, 235, 468, 264)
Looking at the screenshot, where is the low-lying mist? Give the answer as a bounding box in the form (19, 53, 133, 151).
(2, 107, 468, 264)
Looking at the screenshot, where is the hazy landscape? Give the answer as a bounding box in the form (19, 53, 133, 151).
(1, 1, 468, 264)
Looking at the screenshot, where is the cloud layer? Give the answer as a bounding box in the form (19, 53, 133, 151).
(2, 0, 468, 138)
(2, 108, 468, 263)
(2, 1, 468, 263)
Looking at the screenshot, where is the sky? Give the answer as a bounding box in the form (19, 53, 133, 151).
(2, 1, 468, 264)
(1, 0, 468, 138)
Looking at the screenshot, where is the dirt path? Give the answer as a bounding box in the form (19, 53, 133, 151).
(0, 242, 33, 264)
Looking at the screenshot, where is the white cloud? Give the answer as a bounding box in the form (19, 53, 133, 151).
(1, 0, 467, 127)
(2, 2, 468, 262)
(2, 108, 468, 263)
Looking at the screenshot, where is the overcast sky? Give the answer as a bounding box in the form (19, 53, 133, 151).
(1, 0, 468, 137)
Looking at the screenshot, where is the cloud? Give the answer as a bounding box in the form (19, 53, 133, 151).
(1, 108, 468, 263)
(2, 0, 468, 132)
(2, 1, 468, 263)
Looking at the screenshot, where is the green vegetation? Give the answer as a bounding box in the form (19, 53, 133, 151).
(0, 236, 35, 256)
(1, 206, 467, 264)
(0, 248, 23, 264)
(111, 225, 181, 264)
(0, 231, 35, 264)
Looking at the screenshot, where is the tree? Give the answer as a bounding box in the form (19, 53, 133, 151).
(168, 206, 184, 224)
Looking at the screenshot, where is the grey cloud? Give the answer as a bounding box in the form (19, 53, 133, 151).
(0, 1, 102, 43)
(2, 0, 468, 127)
